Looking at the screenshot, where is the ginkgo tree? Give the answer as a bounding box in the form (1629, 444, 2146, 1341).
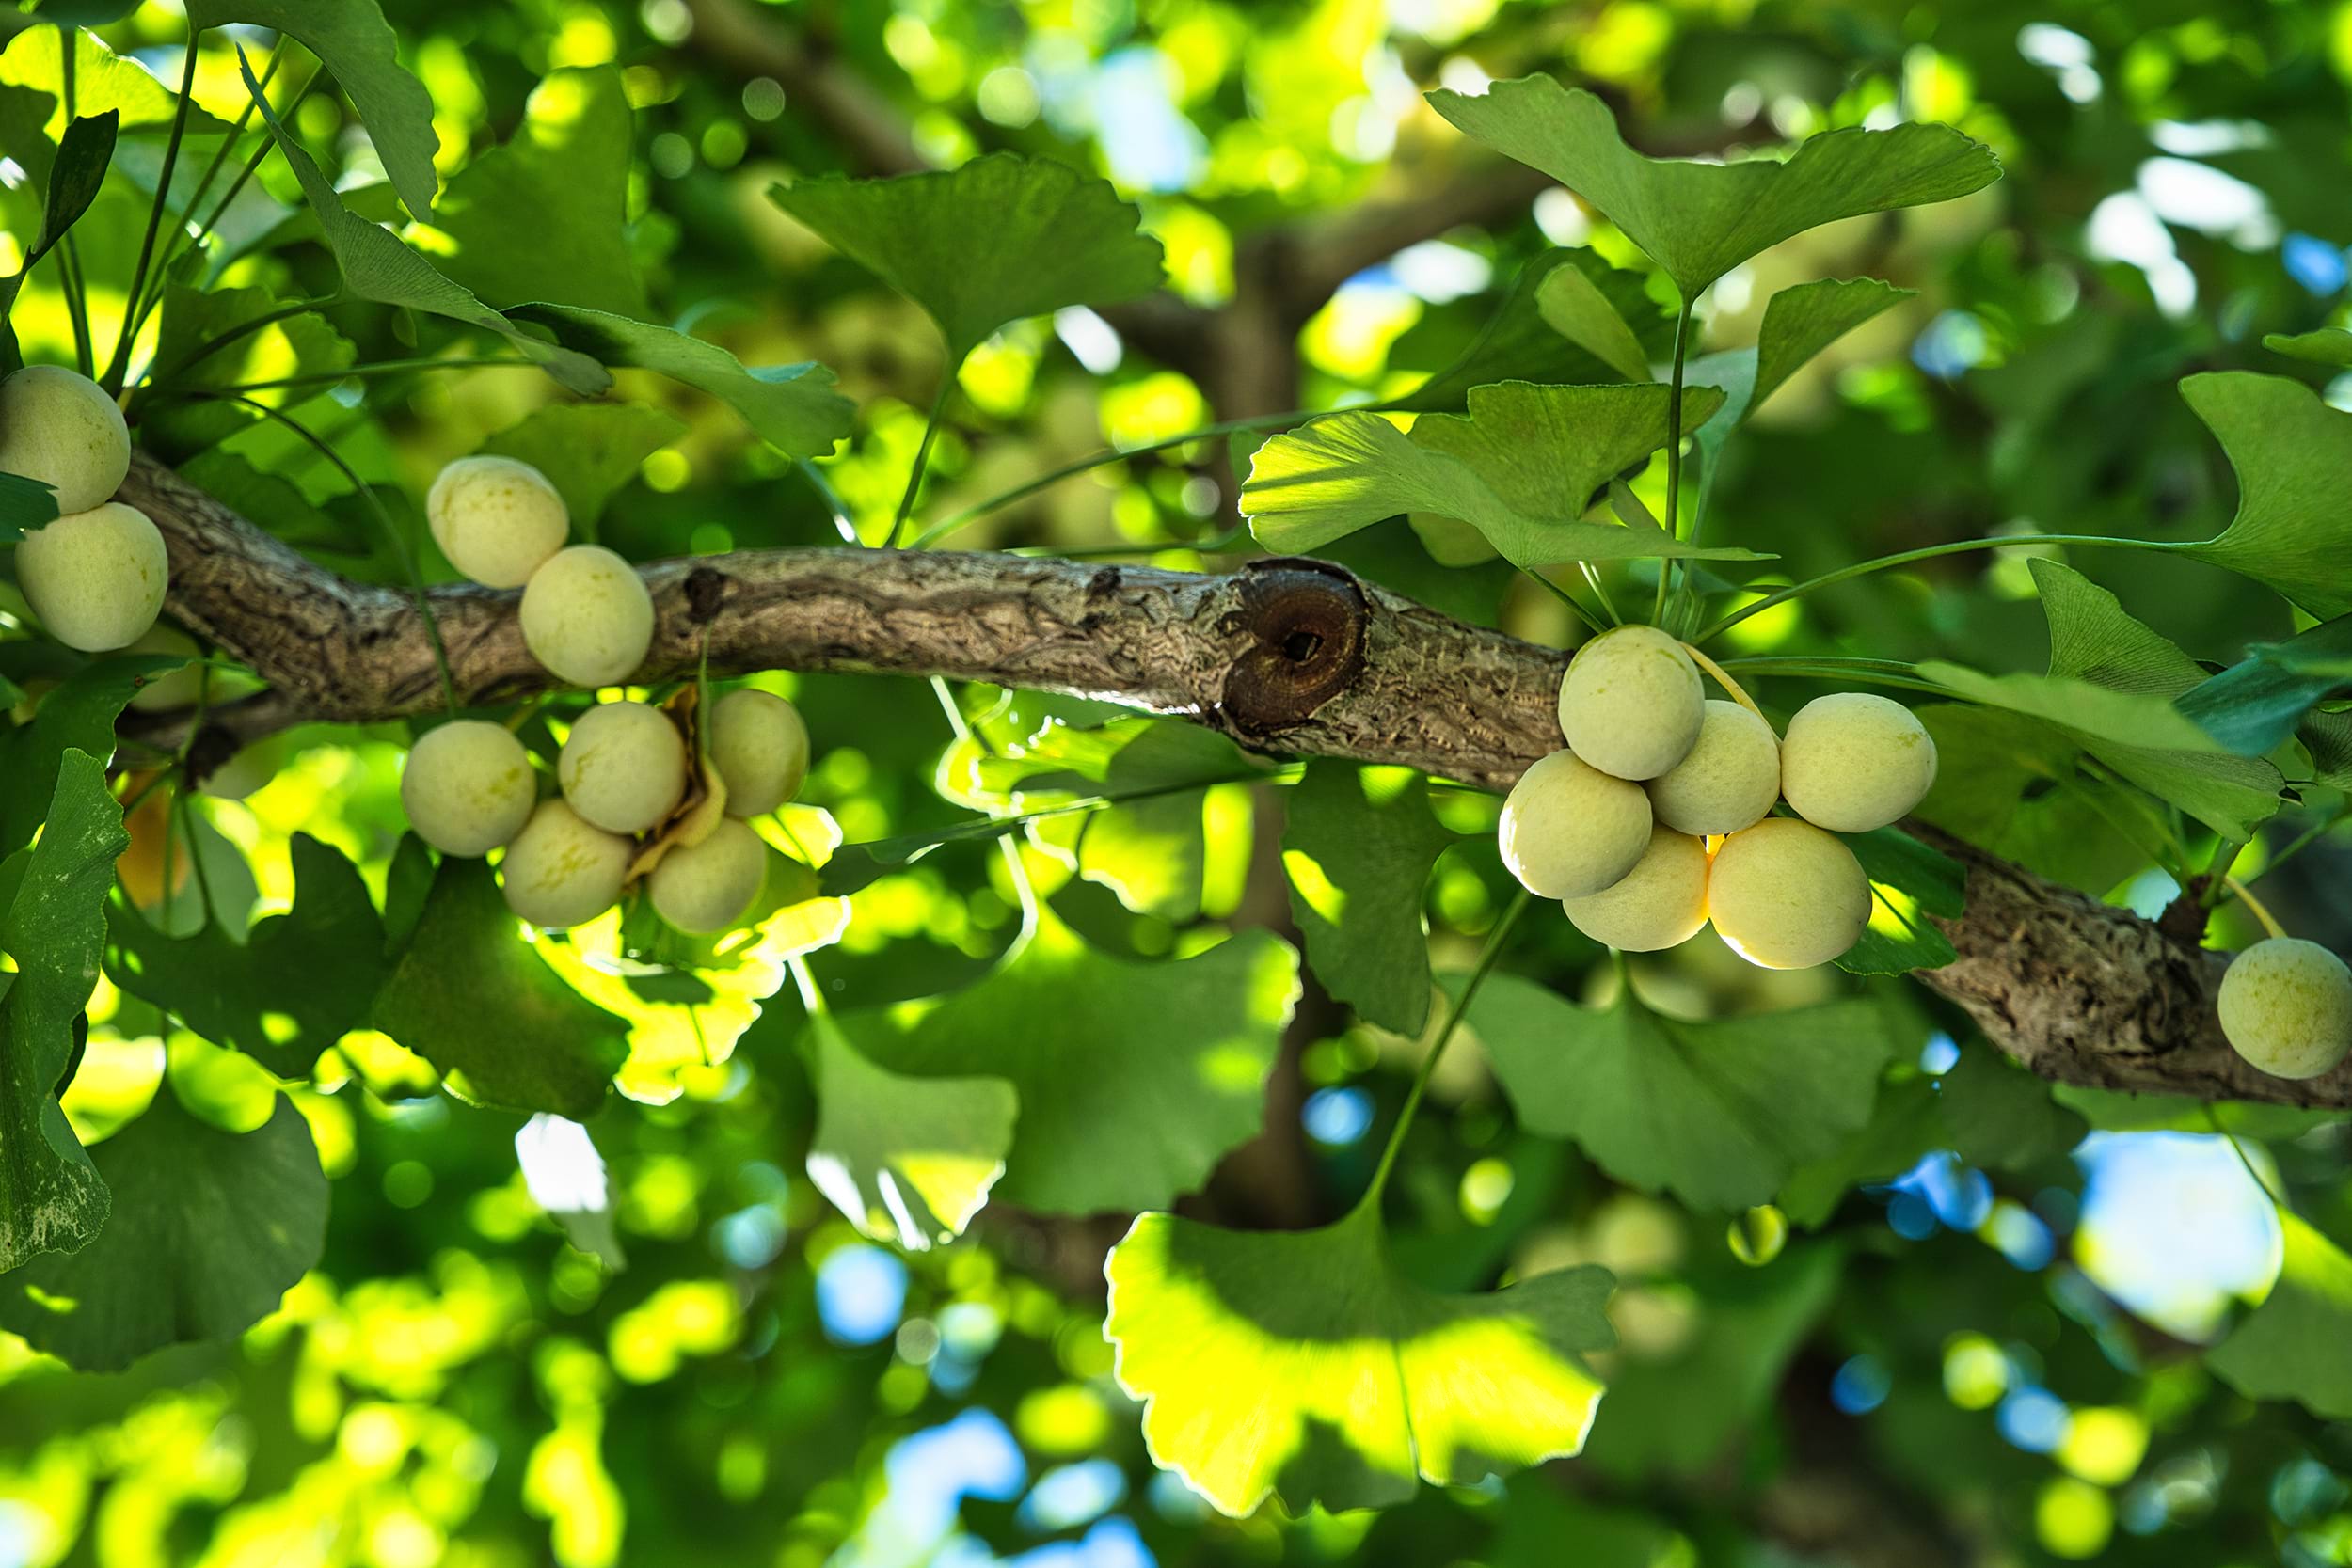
(4, 0, 2352, 1562)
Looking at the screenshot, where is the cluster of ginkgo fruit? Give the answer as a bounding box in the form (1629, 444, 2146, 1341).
(1498, 625, 1937, 970)
(0, 365, 170, 654)
(404, 455, 810, 936)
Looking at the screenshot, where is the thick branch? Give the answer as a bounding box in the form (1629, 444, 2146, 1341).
(119, 451, 2348, 1110)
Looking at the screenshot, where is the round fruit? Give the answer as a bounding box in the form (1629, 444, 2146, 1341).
(401, 719, 539, 857)
(1498, 748, 1652, 899)
(197, 735, 284, 801)
(14, 500, 169, 651)
(500, 799, 632, 928)
(1645, 699, 1780, 835)
(125, 625, 204, 713)
(1562, 825, 1709, 951)
(1779, 692, 1938, 833)
(519, 545, 655, 689)
(1707, 817, 1871, 970)
(0, 364, 130, 515)
(2217, 938, 2352, 1081)
(557, 700, 687, 835)
(1557, 625, 1705, 781)
(427, 454, 569, 589)
(649, 816, 768, 935)
(708, 689, 808, 817)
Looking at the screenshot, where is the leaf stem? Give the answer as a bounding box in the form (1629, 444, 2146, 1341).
(1514, 564, 1604, 637)
(129, 45, 282, 337)
(1652, 298, 1694, 626)
(889, 370, 959, 549)
(2205, 1105, 2287, 1210)
(1365, 888, 1530, 1203)
(1680, 641, 1764, 719)
(104, 37, 200, 394)
(1716, 655, 1943, 696)
(2223, 875, 2289, 941)
(148, 356, 537, 398)
(148, 297, 340, 389)
(1695, 534, 2187, 644)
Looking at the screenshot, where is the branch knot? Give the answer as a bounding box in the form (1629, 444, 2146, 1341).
(1216, 558, 1366, 736)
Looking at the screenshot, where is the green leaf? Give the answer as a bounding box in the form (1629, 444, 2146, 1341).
(769, 152, 1166, 360)
(0, 27, 225, 149)
(2302, 708, 2352, 793)
(430, 66, 646, 317)
(1915, 705, 2167, 895)
(0, 109, 116, 325)
(2179, 372, 2352, 618)
(144, 283, 357, 450)
(1023, 721, 1257, 923)
(853, 916, 1297, 1212)
(236, 50, 609, 397)
(188, 0, 442, 220)
(104, 835, 390, 1077)
(2207, 1212, 2352, 1418)
(1244, 385, 1759, 571)
(2262, 327, 2352, 367)
(509, 304, 853, 460)
(1393, 249, 1666, 412)
(1282, 763, 1455, 1036)
(1428, 76, 1999, 298)
(1472, 975, 1899, 1211)
(1937, 1045, 2087, 1170)
(2036, 558, 2209, 695)
(803, 1014, 1015, 1252)
(2178, 615, 2352, 757)
(1104, 1199, 1613, 1516)
(372, 857, 628, 1117)
(0, 752, 120, 1272)
(0, 471, 58, 545)
(0, 1090, 326, 1371)
(0, 654, 178, 855)
(1748, 277, 1913, 418)
(1534, 263, 1651, 381)
(481, 402, 684, 540)
(1835, 825, 1964, 976)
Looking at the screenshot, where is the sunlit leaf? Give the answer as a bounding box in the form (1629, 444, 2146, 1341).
(482, 402, 685, 541)
(1282, 762, 1456, 1036)
(803, 1013, 1015, 1251)
(0, 27, 226, 150)
(0, 752, 119, 1271)
(0, 109, 115, 324)
(1534, 262, 1652, 382)
(1398, 249, 1666, 410)
(1428, 76, 1999, 297)
(1023, 721, 1257, 923)
(0, 654, 178, 855)
(2180, 372, 2352, 618)
(2262, 327, 2352, 367)
(1472, 975, 1899, 1211)
(1835, 826, 1963, 975)
(1104, 1199, 1614, 1515)
(2208, 1211, 2352, 1418)
(0, 471, 57, 546)
(769, 152, 1167, 359)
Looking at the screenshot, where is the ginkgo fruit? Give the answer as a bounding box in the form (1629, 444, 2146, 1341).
(650, 816, 769, 935)
(2217, 938, 2352, 1081)
(500, 798, 632, 928)
(427, 454, 570, 588)
(1645, 699, 1780, 835)
(1706, 817, 1871, 970)
(1561, 825, 1709, 951)
(1779, 692, 1938, 832)
(1498, 748, 1652, 898)
(520, 545, 655, 689)
(125, 625, 205, 713)
(14, 500, 169, 652)
(1557, 624, 1704, 781)
(402, 719, 539, 857)
(558, 700, 687, 835)
(708, 688, 808, 816)
(0, 363, 130, 514)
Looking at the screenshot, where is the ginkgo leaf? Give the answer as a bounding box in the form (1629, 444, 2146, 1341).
(2179, 372, 2352, 618)
(2262, 326, 2352, 367)
(2207, 1211, 2352, 1418)
(1428, 76, 1999, 298)
(1244, 384, 1758, 571)
(803, 1013, 1015, 1252)
(0, 471, 56, 546)
(2179, 616, 2352, 757)
(1534, 263, 1652, 382)
(850, 914, 1297, 1213)
(1104, 1199, 1615, 1516)
(0, 653, 179, 855)
(0, 752, 120, 1272)
(1396, 249, 1666, 411)
(769, 153, 1167, 360)
(1836, 826, 1963, 976)
(0, 1089, 326, 1371)
(1470, 974, 1898, 1212)
(0, 109, 113, 325)
(482, 403, 685, 541)
(1916, 704, 2166, 895)
(1282, 762, 1457, 1036)
(1748, 277, 1913, 418)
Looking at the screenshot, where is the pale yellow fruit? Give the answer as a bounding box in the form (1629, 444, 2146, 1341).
(1498, 748, 1651, 898)
(14, 500, 168, 651)
(1779, 692, 1938, 832)
(557, 700, 687, 835)
(649, 816, 768, 934)
(1562, 825, 1709, 951)
(125, 625, 204, 713)
(500, 799, 632, 928)
(427, 454, 569, 588)
(1557, 624, 1704, 781)
(519, 545, 654, 689)
(402, 720, 539, 857)
(2217, 938, 2352, 1081)
(197, 735, 284, 801)
(1707, 818, 1871, 970)
(708, 689, 808, 817)
(0, 364, 130, 514)
(1646, 699, 1780, 835)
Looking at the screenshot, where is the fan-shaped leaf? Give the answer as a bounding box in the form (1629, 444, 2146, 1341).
(804, 1014, 1015, 1252)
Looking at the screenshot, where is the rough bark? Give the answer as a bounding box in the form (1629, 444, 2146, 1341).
(117, 451, 2349, 1111)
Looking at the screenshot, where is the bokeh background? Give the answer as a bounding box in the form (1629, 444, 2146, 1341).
(5, 0, 2352, 1564)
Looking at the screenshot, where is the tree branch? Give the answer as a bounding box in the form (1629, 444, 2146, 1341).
(116, 451, 2347, 1110)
